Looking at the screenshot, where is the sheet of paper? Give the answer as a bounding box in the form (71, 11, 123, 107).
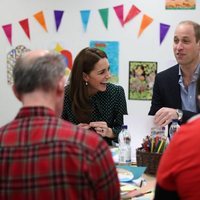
(117, 165, 146, 180)
(124, 115, 168, 162)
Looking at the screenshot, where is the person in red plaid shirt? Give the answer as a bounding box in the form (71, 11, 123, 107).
(0, 50, 120, 200)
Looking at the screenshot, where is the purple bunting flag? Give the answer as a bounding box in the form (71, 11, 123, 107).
(54, 10, 64, 31)
(160, 23, 170, 45)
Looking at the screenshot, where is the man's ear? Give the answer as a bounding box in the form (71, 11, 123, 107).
(197, 40, 200, 48)
(12, 85, 22, 101)
(57, 75, 66, 96)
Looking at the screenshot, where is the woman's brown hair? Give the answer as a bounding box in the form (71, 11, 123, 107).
(69, 47, 107, 122)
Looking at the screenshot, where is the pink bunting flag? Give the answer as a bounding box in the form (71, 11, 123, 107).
(124, 5, 141, 24)
(113, 4, 124, 26)
(54, 10, 64, 31)
(19, 19, 30, 40)
(2, 24, 12, 45)
(160, 23, 170, 45)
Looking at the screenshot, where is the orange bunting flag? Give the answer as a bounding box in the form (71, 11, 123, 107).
(33, 11, 47, 32)
(113, 4, 124, 26)
(19, 19, 30, 40)
(2, 24, 12, 45)
(138, 14, 153, 37)
(124, 5, 141, 24)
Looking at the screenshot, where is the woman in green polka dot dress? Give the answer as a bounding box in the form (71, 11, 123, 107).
(61, 47, 128, 145)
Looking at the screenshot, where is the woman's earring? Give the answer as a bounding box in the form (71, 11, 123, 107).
(85, 81, 88, 86)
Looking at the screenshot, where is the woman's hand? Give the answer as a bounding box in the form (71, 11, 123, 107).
(89, 121, 114, 138)
(78, 123, 90, 130)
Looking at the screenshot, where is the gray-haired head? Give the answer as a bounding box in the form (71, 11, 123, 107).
(13, 50, 66, 95)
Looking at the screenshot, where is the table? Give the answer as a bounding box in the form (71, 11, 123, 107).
(120, 168, 156, 199)
(110, 147, 156, 199)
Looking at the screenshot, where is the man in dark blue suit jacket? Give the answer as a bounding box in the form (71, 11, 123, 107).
(149, 20, 200, 127)
(153, 20, 200, 200)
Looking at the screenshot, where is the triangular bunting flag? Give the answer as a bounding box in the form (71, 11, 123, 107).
(99, 8, 109, 29)
(54, 10, 64, 31)
(54, 43, 64, 52)
(160, 23, 170, 45)
(138, 14, 153, 37)
(113, 5, 124, 26)
(124, 5, 141, 24)
(19, 19, 30, 40)
(33, 11, 48, 32)
(2, 24, 12, 45)
(80, 10, 90, 32)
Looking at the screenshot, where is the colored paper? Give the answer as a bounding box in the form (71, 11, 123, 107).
(90, 41, 119, 83)
(19, 18, 30, 39)
(61, 50, 73, 70)
(54, 43, 73, 69)
(54, 43, 64, 52)
(113, 4, 124, 26)
(160, 23, 170, 45)
(80, 10, 90, 32)
(138, 14, 153, 37)
(54, 43, 73, 85)
(166, 0, 196, 10)
(116, 165, 146, 180)
(124, 5, 141, 24)
(7, 45, 30, 84)
(98, 8, 109, 29)
(2, 24, 12, 45)
(54, 10, 64, 31)
(34, 11, 47, 32)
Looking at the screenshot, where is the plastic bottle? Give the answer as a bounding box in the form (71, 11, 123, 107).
(169, 119, 180, 141)
(118, 125, 131, 164)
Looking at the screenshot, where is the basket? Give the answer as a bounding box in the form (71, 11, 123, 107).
(136, 148, 162, 175)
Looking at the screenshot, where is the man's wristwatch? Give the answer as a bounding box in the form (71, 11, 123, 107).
(176, 109, 183, 120)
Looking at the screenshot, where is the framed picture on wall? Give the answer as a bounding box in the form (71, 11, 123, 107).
(165, 0, 196, 10)
(128, 61, 157, 100)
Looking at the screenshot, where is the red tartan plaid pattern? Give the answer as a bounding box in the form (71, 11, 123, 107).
(0, 107, 120, 200)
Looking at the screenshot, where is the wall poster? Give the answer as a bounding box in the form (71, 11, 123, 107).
(90, 41, 119, 83)
(165, 0, 196, 9)
(129, 61, 157, 100)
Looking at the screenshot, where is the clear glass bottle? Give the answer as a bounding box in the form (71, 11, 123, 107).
(118, 125, 131, 164)
(169, 119, 180, 141)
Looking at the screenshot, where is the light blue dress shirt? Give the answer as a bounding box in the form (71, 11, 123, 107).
(179, 64, 200, 112)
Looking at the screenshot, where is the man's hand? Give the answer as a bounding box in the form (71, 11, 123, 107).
(154, 107, 178, 126)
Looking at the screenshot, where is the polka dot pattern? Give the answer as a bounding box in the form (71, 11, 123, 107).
(61, 83, 128, 145)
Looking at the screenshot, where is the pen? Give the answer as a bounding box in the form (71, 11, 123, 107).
(157, 139, 164, 153)
(139, 180, 143, 187)
(134, 190, 152, 197)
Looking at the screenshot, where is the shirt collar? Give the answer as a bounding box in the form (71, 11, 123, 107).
(15, 106, 56, 119)
(178, 64, 200, 83)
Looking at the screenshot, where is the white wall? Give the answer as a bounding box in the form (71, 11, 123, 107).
(0, 0, 200, 126)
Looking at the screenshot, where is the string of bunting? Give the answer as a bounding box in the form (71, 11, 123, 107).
(2, 10, 64, 46)
(1, 4, 170, 46)
(80, 4, 170, 44)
